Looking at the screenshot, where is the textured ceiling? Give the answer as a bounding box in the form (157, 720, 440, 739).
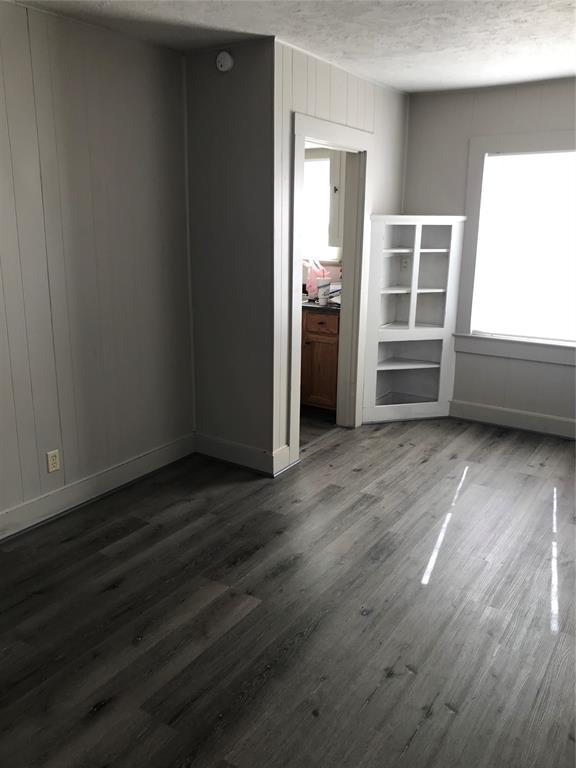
(22, 1, 576, 91)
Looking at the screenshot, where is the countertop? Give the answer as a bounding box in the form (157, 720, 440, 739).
(302, 300, 340, 313)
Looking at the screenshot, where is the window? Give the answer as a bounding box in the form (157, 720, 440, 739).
(471, 151, 576, 343)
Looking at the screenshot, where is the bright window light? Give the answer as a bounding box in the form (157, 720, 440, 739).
(471, 151, 576, 343)
(303, 158, 339, 261)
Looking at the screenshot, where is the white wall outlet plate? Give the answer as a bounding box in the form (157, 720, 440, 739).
(46, 449, 60, 473)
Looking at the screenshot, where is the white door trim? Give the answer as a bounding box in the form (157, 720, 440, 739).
(288, 114, 374, 467)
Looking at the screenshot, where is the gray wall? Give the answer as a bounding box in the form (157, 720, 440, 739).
(0, 5, 193, 536)
(403, 79, 576, 436)
(186, 40, 275, 455)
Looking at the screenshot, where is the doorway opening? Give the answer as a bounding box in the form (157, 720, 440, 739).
(288, 114, 372, 466)
(299, 143, 351, 446)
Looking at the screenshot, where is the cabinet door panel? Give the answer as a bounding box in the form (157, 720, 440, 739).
(301, 334, 338, 410)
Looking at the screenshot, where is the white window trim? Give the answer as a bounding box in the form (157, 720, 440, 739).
(458, 130, 576, 360)
(453, 333, 576, 366)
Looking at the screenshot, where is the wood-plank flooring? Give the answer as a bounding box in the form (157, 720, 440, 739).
(0, 418, 574, 768)
(300, 405, 336, 448)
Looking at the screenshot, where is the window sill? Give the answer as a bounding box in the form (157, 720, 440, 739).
(453, 333, 576, 366)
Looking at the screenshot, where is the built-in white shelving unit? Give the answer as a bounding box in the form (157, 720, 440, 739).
(363, 215, 465, 422)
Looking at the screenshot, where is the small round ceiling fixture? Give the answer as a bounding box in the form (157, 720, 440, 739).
(216, 51, 234, 72)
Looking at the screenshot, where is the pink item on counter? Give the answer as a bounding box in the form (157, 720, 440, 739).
(305, 264, 328, 300)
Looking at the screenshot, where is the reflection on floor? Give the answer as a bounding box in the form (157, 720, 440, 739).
(0, 419, 574, 768)
(300, 405, 337, 447)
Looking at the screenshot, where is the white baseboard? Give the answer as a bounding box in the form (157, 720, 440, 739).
(195, 434, 294, 477)
(195, 432, 276, 475)
(0, 434, 195, 541)
(272, 445, 291, 475)
(3, 397, 571, 542)
(363, 401, 450, 423)
(450, 400, 575, 439)
(0, 430, 290, 541)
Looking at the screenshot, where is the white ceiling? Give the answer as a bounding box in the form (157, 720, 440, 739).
(23, 1, 576, 91)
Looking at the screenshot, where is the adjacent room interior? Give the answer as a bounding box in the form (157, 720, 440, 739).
(299, 143, 346, 446)
(0, 1, 574, 766)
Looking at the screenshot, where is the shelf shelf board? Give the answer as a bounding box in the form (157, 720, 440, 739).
(420, 248, 449, 253)
(417, 288, 446, 294)
(381, 248, 413, 254)
(377, 358, 440, 371)
(381, 286, 411, 294)
(379, 321, 409, 330)
(415, 322, 444, 329)
(376, 391, 437, 406)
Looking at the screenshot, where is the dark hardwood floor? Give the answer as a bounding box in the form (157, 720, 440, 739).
(300, 405, 336, 448)
(0, 418, 574, 768)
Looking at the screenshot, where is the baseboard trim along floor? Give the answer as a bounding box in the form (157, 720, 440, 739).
(450, 400, 575, 439)
(0, 434, 196, 541)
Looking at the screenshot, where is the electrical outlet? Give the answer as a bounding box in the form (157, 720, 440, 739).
(46, 449, 60, 473)
(401, 257, 409, 269)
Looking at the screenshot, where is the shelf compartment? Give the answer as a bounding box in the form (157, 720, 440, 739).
(379, 321, 409, 330)
(381, 251, 412, 294)
(375, 367, 440, 406)
(376, 391, 435, 406)
(415, 292, 446, 328)
(381, 224, 416, 253)
(381, 286, 411, 295)
(418, 252, 449, 291)
(377, 339, 442, 369)
(380, 292, 410, 329)
(421, 224, 452, 251)
(377, 359, 439, 370)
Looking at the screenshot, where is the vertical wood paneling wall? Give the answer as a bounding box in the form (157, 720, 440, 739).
(0, 4, 62, 513)
(0, 9, 405, 528)
(273, 41, 407, 454)
(286, 46, 377, 133)
(0, 5, 193, 535)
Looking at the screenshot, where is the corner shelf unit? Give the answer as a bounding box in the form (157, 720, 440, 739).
(363, 215, 465, 423)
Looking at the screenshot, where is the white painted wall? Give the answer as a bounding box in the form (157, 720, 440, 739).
(273, 42, 407, 461)
(0, 5, 193, 537)
(403, 78, 576, 437)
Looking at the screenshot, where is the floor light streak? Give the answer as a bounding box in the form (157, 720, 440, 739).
(451, 465, 469, 507)
(421, 465, 469, 586)
(421, 512, 452, 585)
(550, 541, 559, 633)
(551, 486, 559, 633)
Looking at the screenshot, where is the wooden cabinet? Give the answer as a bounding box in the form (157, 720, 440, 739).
(301, 308, 339, 410)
